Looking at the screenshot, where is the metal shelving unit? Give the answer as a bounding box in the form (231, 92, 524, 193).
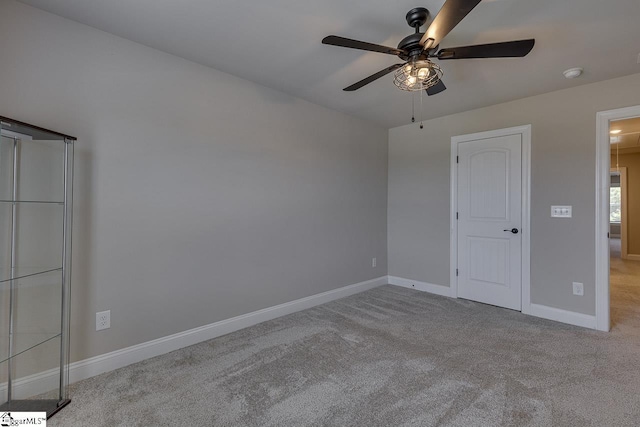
(0, 116, 75, 418)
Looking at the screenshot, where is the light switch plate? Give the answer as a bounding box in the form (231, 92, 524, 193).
(551, 205, 572, 218)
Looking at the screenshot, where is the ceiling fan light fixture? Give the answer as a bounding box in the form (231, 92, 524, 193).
(393, 60, 443, 91)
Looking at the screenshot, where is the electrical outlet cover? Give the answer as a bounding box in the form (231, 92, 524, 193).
(572, 282, 584, 296)
(96, 310, 111, 331)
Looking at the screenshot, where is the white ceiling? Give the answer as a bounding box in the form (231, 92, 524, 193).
(17, 0, 640, 128)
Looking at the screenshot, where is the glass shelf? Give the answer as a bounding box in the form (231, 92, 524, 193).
(0, 333, 62, 365)
(0, 267, 62, 285)
(0, 200, 64, 205)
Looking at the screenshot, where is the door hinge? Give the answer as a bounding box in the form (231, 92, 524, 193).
(607, 232, 610, 238)
(456, 212, 459, 220)
(456, 269, 459, 276)
(456, 156, 459, 163)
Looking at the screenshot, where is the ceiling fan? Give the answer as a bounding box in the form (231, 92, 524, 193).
(322, 0, 535, 95)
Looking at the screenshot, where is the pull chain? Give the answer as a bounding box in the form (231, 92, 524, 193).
(411, 92, 415, 123)
(419, 87, 424, 129)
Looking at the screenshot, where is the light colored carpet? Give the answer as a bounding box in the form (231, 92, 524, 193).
(610, 255, 640, 329)
(49, 284, 640, 427)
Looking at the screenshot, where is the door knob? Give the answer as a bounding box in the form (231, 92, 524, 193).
(503, 228, 519, 234)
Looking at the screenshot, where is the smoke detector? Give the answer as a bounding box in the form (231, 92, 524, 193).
(563, 67, 583, 79)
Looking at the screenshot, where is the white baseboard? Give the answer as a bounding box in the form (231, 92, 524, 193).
(388, 276, 454, 298)
(526, 303, 596, 329)
(1, 275, 388, 399)
(389, 275, 596, 330)
(0, 366, 59, 402)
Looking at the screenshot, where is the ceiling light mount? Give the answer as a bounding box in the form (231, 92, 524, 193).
(563, 67, 583, 79)
(405, 7, 430, 30)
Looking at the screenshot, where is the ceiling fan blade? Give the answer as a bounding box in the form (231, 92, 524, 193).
(437, 39, 535, 59)
(322, 35, 406, 56)
(426, 79, 447, 96)
(420, 0, 482, 49)
(344, 63, 405, 91)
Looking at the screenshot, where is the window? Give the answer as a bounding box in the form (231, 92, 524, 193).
(610, 186, 621, 223)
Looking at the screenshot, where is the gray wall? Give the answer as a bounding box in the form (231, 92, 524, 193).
(0, 1, 388, 363)
(389, 72, 640, 316)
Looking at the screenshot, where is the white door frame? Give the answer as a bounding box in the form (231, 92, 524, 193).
(595, 105, 640, 332)
(450, 125, 531, 312)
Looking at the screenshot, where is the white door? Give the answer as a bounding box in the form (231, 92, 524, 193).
(456, 134, 522, 310)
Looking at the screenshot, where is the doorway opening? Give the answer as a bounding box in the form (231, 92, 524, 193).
(609, 117, 640, 328)
(596, 106, 640, 331)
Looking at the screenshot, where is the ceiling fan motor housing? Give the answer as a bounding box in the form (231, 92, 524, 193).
(399, 8, 434, 61)
(398, 33, 430, 61)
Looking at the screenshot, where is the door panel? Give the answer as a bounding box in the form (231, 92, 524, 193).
(468, 237, 509, 286)
(457, 134, 522, 310)
(469, 150, 509, 220)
